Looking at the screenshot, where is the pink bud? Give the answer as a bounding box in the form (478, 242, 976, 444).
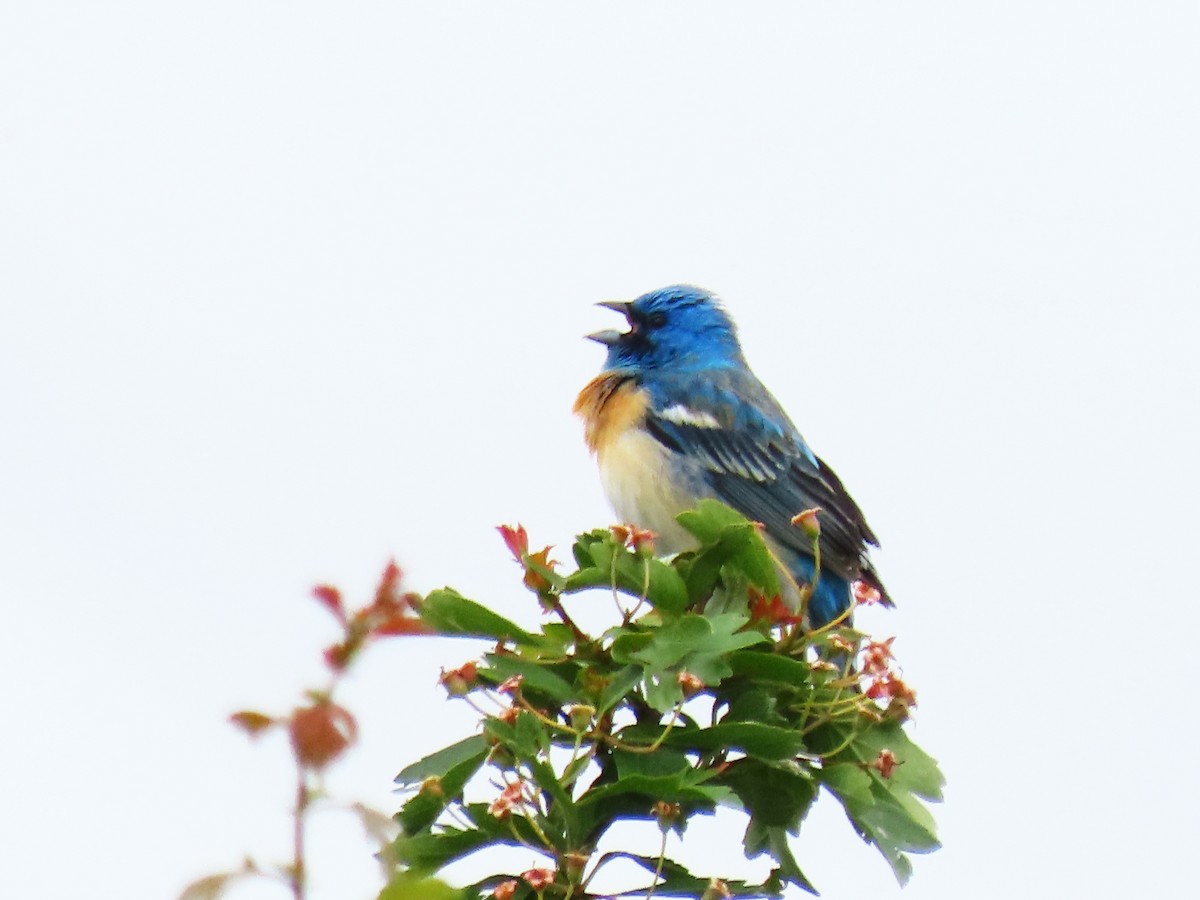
(677, 670, 705, 697)
(522, 868, 554, 891)
(873, 748, 900, 779)
(439, 661, 479, 696)
(497, 524, 529, 561)
(790, 507, 822, 538)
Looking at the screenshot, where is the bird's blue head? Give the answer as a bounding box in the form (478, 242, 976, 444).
(588, 285, 744, 373)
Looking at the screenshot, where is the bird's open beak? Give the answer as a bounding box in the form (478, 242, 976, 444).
(587, 300, 635, 346)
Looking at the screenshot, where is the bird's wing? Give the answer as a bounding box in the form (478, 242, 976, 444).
(641, 370, 887, 597)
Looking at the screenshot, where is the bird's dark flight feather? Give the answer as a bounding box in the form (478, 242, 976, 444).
(641, 369, 891, 604)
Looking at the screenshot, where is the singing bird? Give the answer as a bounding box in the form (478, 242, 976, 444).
(574, 285, 891, 628)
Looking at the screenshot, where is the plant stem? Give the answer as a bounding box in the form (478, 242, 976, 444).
(626, 556, 652, 620)
(645, 830, 667, 900)
(291, 770, 308, 900)
(601, 705, 682, 754)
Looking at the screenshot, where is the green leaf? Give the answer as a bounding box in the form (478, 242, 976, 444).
(524, 756, 575, 850)
(643, 669, 684, 712)
(858, 780, 939, 853)
(634, 613, 765, 669)
(888, 781, 941, 838)
(604, 852, 779, 898)
(719, 758, 816, 830)
(843, 722, 945, 802)
(609, 629, 655, 665)
(640, 558, 691, 614)
(613, 747, 692, 778)
(676, 500, 781, 597)
(655, 722, 806, 761)
(574, 749, 735, 844)
(570, 528, 610, 569)
(395, 735, 489, 786)
(377, 874, 465, 900)
(515, 708, 551, 756)
(819, 766, 941, 886)
(623, 613, 767, 711)
(578, 772, 728, 809)
(820, 763, 873, 804)
(483, 654, 579, 705)
(676, 499, 755, 543)
(743, 820, 818, 895)
(561, 753, 594, 790)
(632, 615, 713, 668)
(483, 713, 537, 759)
(727, 649, 812, 686)
(722, 688, 786, 727)
(538, 622, 575, 650)
(418, 588, 541, 644)
(596, 664, 643, 714)
(671, 547, 726, 605)
(390, 827, 493, 873)
(398, 747, 489, 835)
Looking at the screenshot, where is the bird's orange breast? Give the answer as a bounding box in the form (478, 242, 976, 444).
(574, 373, 701, 553)
(573, 373, 649, 456)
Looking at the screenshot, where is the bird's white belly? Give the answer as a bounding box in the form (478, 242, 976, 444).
(597, 428, 700, 554)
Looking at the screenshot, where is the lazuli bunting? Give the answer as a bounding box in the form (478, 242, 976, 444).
(575, 285, 891, 628)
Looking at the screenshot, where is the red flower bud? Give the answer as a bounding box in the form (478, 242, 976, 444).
(748, 589, 800, 626)
(651, 800, 682, 830)
(372, 612, 431, 636)
(230, 711, 275, 736)
(864, 673, 918, 710)
(861, 636, 896, 675)
(522, 868, 554, 891)
(629, 526, 656, 558)
(853, 581, 883, 606)
(567, 704, 595, 732)
(289, 700, 357, 770)
(375, 560, 402, 604)
(790, 507, 822, 538)
(562, 852, 589, 881)
(521, 546, 557, 595)
(311, 585, 345, 622)
(828, 633, 856, 654)
(701, 879, 733, 900)
(677, 670, 705, 697)
(487, 780, 527, 819)
(497, 674, 524, 695)
(497, 524, 529, 561)
(440, 661, 480, 696)
(323, 642, 354, 671)
(873, 748, 900, 779)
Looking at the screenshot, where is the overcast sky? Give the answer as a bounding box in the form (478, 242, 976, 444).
(3, 3, 1198, 899)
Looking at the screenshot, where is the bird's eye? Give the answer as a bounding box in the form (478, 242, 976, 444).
(646, 311, 668, 329)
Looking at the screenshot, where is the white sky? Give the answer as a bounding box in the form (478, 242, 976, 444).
(3, 3, 1198, 899)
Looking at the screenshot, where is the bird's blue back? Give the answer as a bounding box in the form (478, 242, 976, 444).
(576, 285, 890, 628)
